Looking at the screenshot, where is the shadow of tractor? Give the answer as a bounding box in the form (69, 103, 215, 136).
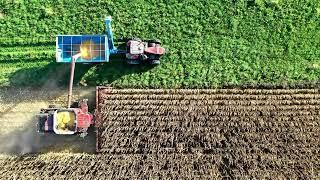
(8, 55, 154, 88)
(85, 58, 155, 86)
(9, 61, 91, 88)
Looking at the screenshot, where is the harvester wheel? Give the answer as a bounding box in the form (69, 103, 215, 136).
(79, 132, 88, 138)
(70, 102, 79, 108)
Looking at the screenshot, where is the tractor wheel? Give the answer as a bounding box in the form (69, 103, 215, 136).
(127, 60, 141, 65)
(151, 59, 160, 65)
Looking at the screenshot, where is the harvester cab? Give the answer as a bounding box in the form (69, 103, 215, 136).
(37, 16, 165, 136)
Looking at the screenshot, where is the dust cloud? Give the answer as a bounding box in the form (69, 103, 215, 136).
(0, 120, 41, 154)
(0, 117, 96, 155)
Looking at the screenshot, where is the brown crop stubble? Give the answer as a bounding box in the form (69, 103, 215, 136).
(96, 88, 320, 179)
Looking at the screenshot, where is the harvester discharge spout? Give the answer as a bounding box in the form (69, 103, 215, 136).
(67, 53, 81, 108)
(105, 16, 117, 54)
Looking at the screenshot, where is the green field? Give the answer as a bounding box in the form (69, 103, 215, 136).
(0, 0, 319, 88)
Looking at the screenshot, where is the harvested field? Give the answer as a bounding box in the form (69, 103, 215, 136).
(95, 88, 320, 178)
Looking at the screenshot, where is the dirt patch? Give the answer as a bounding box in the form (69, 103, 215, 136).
(0, 12, 4, 19)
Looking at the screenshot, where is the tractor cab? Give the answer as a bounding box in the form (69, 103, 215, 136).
(125, 39, 165, 65)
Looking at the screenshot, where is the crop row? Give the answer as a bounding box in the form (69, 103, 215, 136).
(0, 37, 55, 47)
(3, 153, 317, 179)
(99, 88, 320, 95)
(99, 117, 319, 131)
(0, 51, 54, 61)
(101, 103, 320, 111)
(98, 109, 320, 120)
(99, 93, 320, 101)
(100, 98, 320, 106)
(0, 45, 54, 53)
(99, 114, 320, 127)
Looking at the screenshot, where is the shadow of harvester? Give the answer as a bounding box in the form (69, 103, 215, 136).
(8, 60, 90, 88)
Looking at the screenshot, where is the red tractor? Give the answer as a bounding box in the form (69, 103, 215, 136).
(124, 38, 165, 65)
